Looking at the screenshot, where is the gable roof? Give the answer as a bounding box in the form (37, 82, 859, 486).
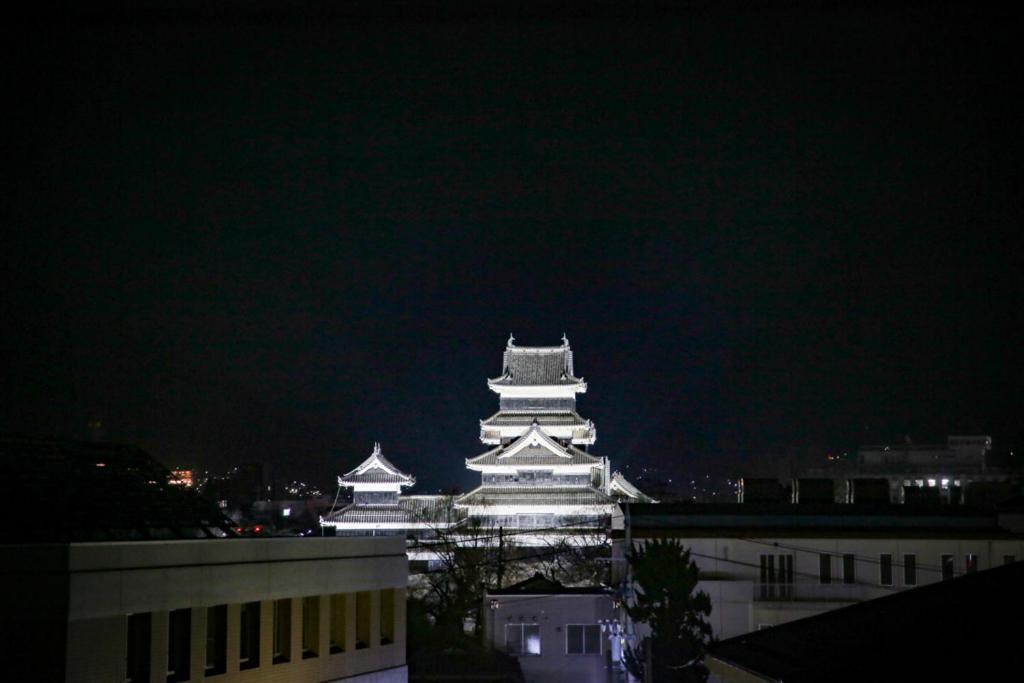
(467, 422, 602, 468)
(339, 443, 415, 487)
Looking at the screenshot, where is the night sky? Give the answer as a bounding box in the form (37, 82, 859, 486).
(3, 3, 1021, 494)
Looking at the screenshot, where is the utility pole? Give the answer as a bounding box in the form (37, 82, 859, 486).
(496, 526, 505, 589)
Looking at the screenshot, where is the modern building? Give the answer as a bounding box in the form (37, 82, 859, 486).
(0, 436, 409, 683)
(483, 573, 621, 683)
(322, 337, 649, 542)
(787, 435, 1019, 505)
(706, 560, 1024, 682)
(615, 502, 1024, 641)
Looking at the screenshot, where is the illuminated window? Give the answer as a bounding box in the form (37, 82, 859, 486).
(506, 624, 541, 655)
(302, 596, 320, 659)
(566, 624, 601, 654)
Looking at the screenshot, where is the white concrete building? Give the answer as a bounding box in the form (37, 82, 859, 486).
(483, 573, 620, 683)
(2, 536, 409, 683)
(617, 503, 1024, 640)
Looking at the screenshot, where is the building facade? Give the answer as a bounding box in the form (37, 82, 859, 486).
(2, 537, 408, 683)
(483, 574, 621, 683)
(616, 503, 1024, 641)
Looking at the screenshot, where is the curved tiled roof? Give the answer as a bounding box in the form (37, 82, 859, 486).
(456, 486, 615, 507)
(488, 342, 582, 386)
(339, 443, 414, 487)
(468, 444, 601, 467)
(481, 411, 588, 426)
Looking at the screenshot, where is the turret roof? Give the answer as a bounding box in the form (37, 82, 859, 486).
(339, 443, 415, 487)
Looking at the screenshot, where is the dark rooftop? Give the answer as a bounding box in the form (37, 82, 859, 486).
(1, 435, 236, 543)
(620, 502, 1023, 538)
(708, 560, 1024, 682)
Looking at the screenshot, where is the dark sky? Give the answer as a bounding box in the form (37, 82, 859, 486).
(3, 3, 1021, 493)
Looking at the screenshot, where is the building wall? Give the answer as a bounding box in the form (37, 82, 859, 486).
(4, 537, 408, 683)
(624, 535, 1024, 639)
(483, 593, 616, 683)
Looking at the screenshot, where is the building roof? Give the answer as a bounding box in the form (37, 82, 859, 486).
(480, 411, 588, 427)
(619, 502, 1022, 539)
(707, 561, 1024, 682)
(339, 442, 415, 487)
(488, 335, 583, 386)
(489, 572, 613, 596)
(456, 485, 616, 508)
(468, 422, 602, 468)
(323, 495, 464, 526)
(0, 435, 236, 543)
(608, 471, 656, 502)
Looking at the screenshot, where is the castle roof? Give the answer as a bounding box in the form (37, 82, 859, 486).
(488, 335, 583, 386)
(455, 485, 616, 508)
(339, 443, 415, 487)
(609, 471, 656, 502)
(480, 411, 588, 427)
(467, 422, 602, 469)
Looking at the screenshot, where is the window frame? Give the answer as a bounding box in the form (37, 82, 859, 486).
(565, 623, 602, 656)
(879, 553, 893, 586)
(505, 623, 541, 656)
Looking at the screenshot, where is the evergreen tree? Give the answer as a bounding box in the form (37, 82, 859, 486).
(623, 538, 713, 682)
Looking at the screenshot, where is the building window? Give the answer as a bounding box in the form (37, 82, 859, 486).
(126, 612, 151, 683)
(1005, 555, 1017, 566)
(356, 591, 371, 649)
(506, 624, 541, 656)
(273, 599, 291, 664)
(941, 554, 955, 581)
(380, 589, 396, 645)
(302, 596, 320, 659)
(965, 553, 978, 574)
(819, 553, 831, 585)
(167, 608, 190, 683)
(239, 601, 261, 670)
(842, 554, 855, 585)
(903, 555, 917, 586)
(759, 554, 793, 598)
(879, 554, 893, 586)
(329, 594, 346, 654)
(205, 605, 227, 676)
(566, 624, 601, 654)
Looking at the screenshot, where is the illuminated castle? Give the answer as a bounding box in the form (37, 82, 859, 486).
(322, 336, 650, 537)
